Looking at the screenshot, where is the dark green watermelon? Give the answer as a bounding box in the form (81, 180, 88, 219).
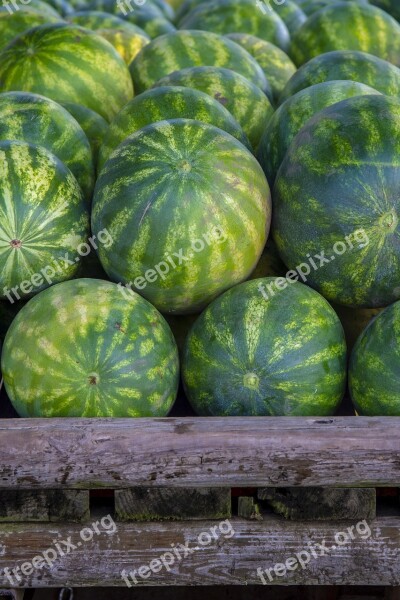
(290, 2, 400, 67)
(1, 279, 180, 417)
(349, 300, 400, 415)
(98, 86, 250, 170)
(178, 0, 290, 50)
(61, 101, 109, 167)
(257, 80, 381, 186)
(129, 30, 268, 94)
(153, 67, 274, 150)
(273, 94, 400, 308)
(92, 119, 271, 314)
(182, 278, 347, 416)
(0, 9, 60, 50)
(279, 50, 400, 103)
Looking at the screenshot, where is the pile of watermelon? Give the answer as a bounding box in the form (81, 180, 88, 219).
(0, 0, 399, 417)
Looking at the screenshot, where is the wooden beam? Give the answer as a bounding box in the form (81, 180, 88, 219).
(0, 417, 399, 489)
(0, 516, 399, 587)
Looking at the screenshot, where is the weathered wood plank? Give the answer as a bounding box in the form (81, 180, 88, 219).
(258, 488, 376, 521)
(0, 516, 398, 587)
(0, 491, 89, 523)
(0, 417, 399, 489)
(115, 488, 231, 521)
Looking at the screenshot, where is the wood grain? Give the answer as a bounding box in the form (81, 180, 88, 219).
(0, 516, 399, 587)
(0, 417, 399, 489)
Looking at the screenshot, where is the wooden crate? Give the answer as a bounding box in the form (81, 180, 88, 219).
(0, 416, 399, 590)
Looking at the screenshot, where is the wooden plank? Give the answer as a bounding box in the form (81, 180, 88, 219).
(0, 491, 89, 523)
(0, 516, 399, 587)
(115, 488, 231, 521)
(0, 417, 399, 489)
(258, 488, 376, 521)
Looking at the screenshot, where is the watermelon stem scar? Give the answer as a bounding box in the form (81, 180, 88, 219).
(10, 239, 22, 249)
(380, 209, 398, 231)
(243, 372, 260, 390)
(88, 373, 100, 385)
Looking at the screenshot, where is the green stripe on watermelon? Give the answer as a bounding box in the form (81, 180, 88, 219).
(96, 28, 149, 63)
(273, 94, 400, 308)
(0, 91, 95, 203)
(0, 23, 133, 122)
(68, 10, 149, 36)
(258, 80, 381, 186)
(269, 0, 307, 34)
(0, 10, 60, 50)
(0, 140, 90, 301)
(153, 67, 273, 150)
(1, 278, 180, 417)
(61, 101, 109, 168)
(182, 278, 347, 416)
(295, 0, 369, 15)
(279, 50, 400, 104)
(290, 2, 400, 67)
(98, 86, 250, 171)
(121, 7, 176, 38)
(178, 0, 290, 51)
(129, 30, 268, 94)
(225, 34, 296, 104)
(349, 300, 400, 415)
(71, 0, 174, 20)
(92, 118, 271, 314)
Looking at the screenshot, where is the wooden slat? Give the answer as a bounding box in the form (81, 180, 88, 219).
(0, 417, 399, 489)
(0, 516, 399, 587)
(0, 491, 89, 523)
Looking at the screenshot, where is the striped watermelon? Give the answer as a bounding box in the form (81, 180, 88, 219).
(153, 67, 274, 150)
(96, 28, 149, 63)
(1, 278, 179, 417)
(225, 34, 296, 104)
(273, 94, 400, 308)
(0, 140, 90, 302)
(43, 0, 74, 16)
(279, 50, 400, 103)
(98, 86, 250, 171)
(121, 5, 176, 38)
(129, 30, 268, 94)
(0, 92, 95, 202)
(258, 80, 381, 186)
(296, 0, 369, 15)
(71, 0, 174, 21)
(182, 278, 347, 416)
(0, 10, 60, 50)
(349, 300, 400, 415)
(0, 23, 133, 121)
(270, 0, 307, 34)
(179, 0, 290, 50)
(61, 102, 109, 167)
(12, 0, 61, 17)
(92, 119, 271, 314)
(290, 2, 400, 67)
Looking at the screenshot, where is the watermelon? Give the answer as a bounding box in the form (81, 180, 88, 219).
(349, 300, 400, 415)
(178, 0, 290, 51)
(129, 30, 268, 94)
(0, 140, 90, 302)
(0, 92, 95, 202)
(96, 28, 149, 63)
(43, 0, 74, 16)
(98, 86, 250, 171)
(257, 80, 381, 186)
(182, 278, 347, 416)
(68, 9, 146, 31)
(10, 0, 61, 17)
(121, 6, 176, 38)
(92, 119, 271, 314)
(269, 0, 307, 34)
(332, 303, 382, 351)
(225, 34, 296, 104)
(1, 278, 180, 417)
(0, 23, 133, 122)
(0, 10, 60, 50)
(290, 2, 400, 67)
(72, 0, 174, 21)
(61, 102, 109, 167)
(370, 0, 400, 21)
(279, 50, 400, 103)
(153, 67, 274, 150)
(296, 0, 369, 15)
(273, 94, 400, 308)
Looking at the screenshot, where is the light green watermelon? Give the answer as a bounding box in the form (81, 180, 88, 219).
(225, 33, 296, 104)
(0, 92, 95, 202)
(98, 86, 250, 171)
(92, 119, 271, 314)
(290, 2, 400, 67)
(0, 140, 90, 302)
(349, 300, 400, 415)
(0, 23, 133, 121)
(1, 278, 180, 417)
(129, 29, 268, 93)
(182, 278, 347, 416)
(257, 80, 381, 186)
(279, 50, 400, 103)
(153, 67, 274, 150)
